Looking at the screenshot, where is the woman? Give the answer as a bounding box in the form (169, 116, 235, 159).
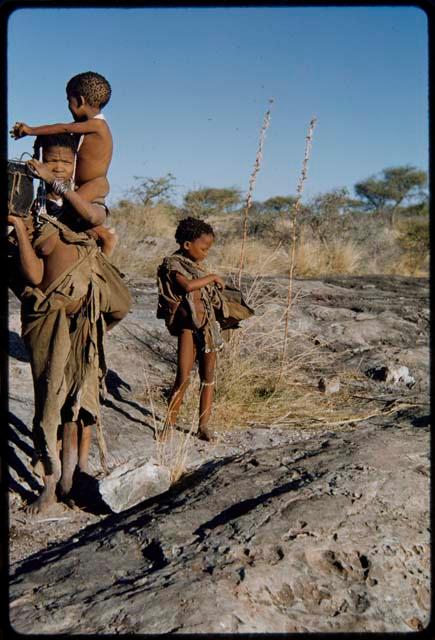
(8, 133, 131, 513)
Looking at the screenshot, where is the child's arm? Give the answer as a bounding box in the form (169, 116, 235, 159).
(7, 216, 43, 285)
(11, 119, 102, 139)
(174, 271, 225, 293)
(26, 159, 107, 227)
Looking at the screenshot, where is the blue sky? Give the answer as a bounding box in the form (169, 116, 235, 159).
(7, 6, 428, 206)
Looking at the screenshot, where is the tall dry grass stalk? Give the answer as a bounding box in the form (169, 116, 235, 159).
(280, 117, 317, 377)
(237, 98, 274, 288)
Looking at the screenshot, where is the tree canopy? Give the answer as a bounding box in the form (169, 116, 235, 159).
(183, 187, 242, 218)
(130, 173, 176, 206)
(354, 166, 427, 212)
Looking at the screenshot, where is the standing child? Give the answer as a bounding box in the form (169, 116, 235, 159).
(10, 71, 117, 256)
(157, 217, 254, 442)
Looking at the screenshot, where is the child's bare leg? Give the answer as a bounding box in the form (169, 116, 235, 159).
(76, 177, 109, 202)
(78, 423, 92, 474)
(198, 351, 217, 442)
(76, 178, 117, 256)
(59, 422, 78, 498)
(159, 330, 196, 439)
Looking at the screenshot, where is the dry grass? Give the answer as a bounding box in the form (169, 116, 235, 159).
(106, 194, 428, 281)
(110, 200, 176, 238)
(294, 237, 363, 276)
(389, 252, 430, 277)
(209, 238, 289, 277)
(142, 366, 196, 485)
(109, 201, 176, 276)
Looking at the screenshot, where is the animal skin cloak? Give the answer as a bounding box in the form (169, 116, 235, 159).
(157, 252, 254, 352)
(20, 213, 131, 476)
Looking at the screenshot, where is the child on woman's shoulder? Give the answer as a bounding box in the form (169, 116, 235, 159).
(156, 216, 254, 442)
(11, 71, 117, 256)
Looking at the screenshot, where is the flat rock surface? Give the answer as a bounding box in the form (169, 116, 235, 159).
(7, 274, 430, 633)
(9, 418, 430, 633)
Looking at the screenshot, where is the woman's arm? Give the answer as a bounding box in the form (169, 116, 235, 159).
(174, 271, 225, 293)
(7, 216, 43, 285)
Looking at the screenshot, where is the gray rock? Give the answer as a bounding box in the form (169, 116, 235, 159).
(9, 419, 430, 634)
(318, 376, 340, 394)
(98, 459, 171, 513)
(8, 274, 430, 633)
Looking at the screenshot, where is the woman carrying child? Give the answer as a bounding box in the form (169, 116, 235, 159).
(157, 217, 253, 442)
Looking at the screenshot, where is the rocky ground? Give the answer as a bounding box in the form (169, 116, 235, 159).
(7, 274, 430, 633)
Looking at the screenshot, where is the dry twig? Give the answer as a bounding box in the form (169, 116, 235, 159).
(237, 98, 274, 288)
(280, 116, 317, 378)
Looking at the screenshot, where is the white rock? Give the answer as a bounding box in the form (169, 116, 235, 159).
(98, 459, 171, 513)
(385, 365, 415, 387)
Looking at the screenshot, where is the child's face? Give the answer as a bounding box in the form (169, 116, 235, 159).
(43, 146, 75, 181)
(183, 233, 214, 262)
(67, 94, 86, 121)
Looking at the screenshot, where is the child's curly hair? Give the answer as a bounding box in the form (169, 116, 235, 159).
(175, 217, 215, 244)
(66, 71, 112, 109)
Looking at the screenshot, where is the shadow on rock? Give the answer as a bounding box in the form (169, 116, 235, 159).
(104, 368, 156, 425)
(8, 330, 30, 362)
(8, 412, 41, 500)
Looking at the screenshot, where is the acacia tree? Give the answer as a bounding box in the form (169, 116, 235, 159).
(262, 195, 296, 219)
(355, 165, 427, 225)
(131, 173, 176, 206)
(182, 187, 242, 218)
(303, 188, 356, 242)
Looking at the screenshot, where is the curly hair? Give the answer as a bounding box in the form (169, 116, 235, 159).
(66, 71, 112, 109)
(175, 216, 215, 244)
(33, 133, 78, 158)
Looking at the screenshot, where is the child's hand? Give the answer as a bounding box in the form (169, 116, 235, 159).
(85, 229, 99, 241)
(26, 159, 55, 184)
(212, 275, 225, 289)
(10, 122, 31, 139)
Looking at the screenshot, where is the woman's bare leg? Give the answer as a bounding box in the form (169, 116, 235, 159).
(58, 422, 78, 498)
(198, 351, 217, 441)
(78, 423, 92, 474)
(26, 432, 62, 514)
(158, 330, 196, 440)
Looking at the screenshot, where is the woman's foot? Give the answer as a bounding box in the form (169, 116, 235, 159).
(25, 476, 57, 515)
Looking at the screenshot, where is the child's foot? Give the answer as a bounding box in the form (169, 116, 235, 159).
(196, 425, 216, 443)
(101, 228, 118, 257)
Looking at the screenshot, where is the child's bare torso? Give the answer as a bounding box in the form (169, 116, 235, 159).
(75, 120, 113, 185)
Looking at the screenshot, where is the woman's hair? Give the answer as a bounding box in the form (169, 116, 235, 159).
(175, 216, 215, 244)
(33, 133, 78, 159)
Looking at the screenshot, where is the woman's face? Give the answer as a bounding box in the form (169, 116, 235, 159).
(42, 146, 75, 181)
